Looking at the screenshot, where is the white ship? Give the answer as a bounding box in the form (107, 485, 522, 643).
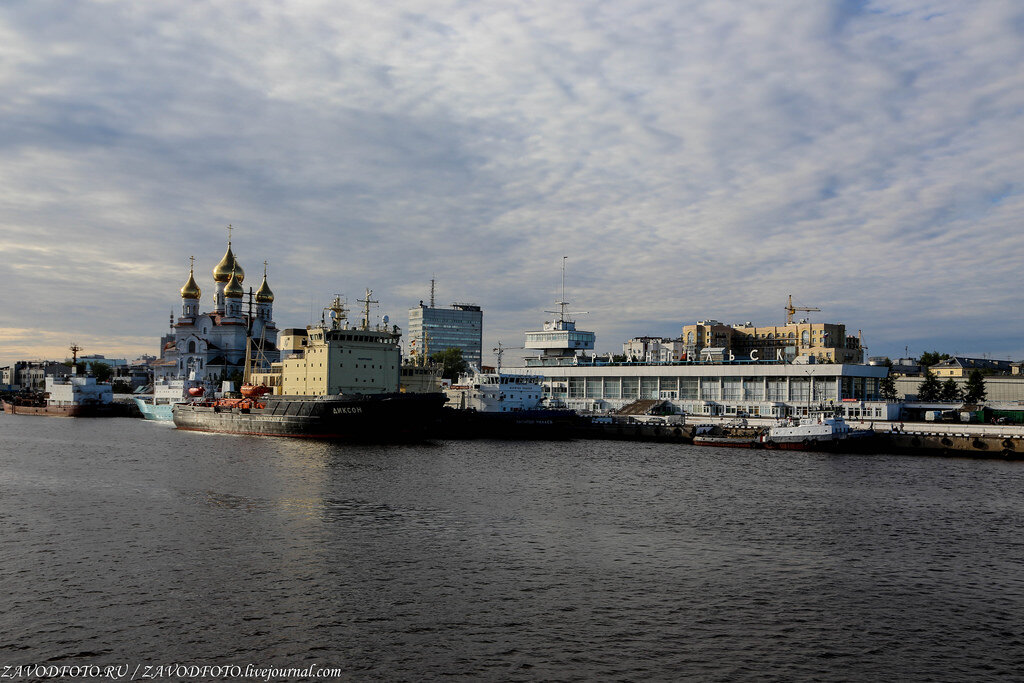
(134, 376, 205, 421)
(444, 369, 545, 412)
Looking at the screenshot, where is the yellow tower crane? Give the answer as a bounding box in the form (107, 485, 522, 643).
(785, 295, 821, 325)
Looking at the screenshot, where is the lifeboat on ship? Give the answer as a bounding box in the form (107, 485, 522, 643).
(240, 384, 271, 398)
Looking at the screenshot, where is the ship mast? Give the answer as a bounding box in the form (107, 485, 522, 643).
(545, 256, 587, 324)
(493, 341, 524, 373)
(358, 288, 378, 331)
(323, 296, 347, 330)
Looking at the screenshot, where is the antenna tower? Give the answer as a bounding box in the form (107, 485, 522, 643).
(430, 277, 436, 308)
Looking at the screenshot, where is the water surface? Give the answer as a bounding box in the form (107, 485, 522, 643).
(2, 416, 1022, 680)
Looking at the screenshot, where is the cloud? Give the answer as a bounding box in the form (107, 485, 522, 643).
(1, 0, 1023, 369)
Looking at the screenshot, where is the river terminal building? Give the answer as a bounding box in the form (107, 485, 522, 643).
(507, 308, 891, 422)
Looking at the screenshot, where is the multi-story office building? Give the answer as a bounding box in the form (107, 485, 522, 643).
(407, 302, 483, 368)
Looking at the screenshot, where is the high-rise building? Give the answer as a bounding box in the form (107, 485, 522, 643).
(407, 301, 483, 368)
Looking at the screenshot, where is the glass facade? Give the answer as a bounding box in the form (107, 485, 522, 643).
(520, 366, 884, 413)
(407, 304, 483, 367)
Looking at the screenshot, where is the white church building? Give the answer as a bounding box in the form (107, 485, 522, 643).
(156, 235, 279, 390)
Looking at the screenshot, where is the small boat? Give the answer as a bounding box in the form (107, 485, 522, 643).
(692, 433, 761, 448)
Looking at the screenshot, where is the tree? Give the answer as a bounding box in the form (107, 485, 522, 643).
(880, 374, 899, 401)
(63, 360, 86, 374)
(940, 378, 962, 402)
(918, 351, 951, 368)
(90, 362, 113, 382)
(112, 379, 133, 394)
(916, 369, 942, 402)
(430, 348, 469, 381)
(964, 369, 987, 404)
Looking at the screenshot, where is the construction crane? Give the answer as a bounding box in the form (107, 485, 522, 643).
(785, 295, 821, 325)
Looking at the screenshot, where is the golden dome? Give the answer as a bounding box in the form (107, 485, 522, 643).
(224, 270, 244, 298)
(213, 244, 244, 284)
(180, 269, 201, 300)
(255, 274, 274, 303)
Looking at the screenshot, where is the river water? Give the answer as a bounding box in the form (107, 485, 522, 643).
(1, 415, 1022, 681)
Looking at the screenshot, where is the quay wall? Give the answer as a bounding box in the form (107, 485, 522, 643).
(625, 414, 1024, 457)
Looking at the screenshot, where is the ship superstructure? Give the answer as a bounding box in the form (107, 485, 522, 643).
(444, 369, 545, 412)
(276, 292, 402, 395)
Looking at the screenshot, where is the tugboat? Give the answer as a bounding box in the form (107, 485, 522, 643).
(172, 292, 447, 440)
(759, 412, 875, 451)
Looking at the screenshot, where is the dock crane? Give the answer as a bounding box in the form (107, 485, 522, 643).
(784, 295, 821, 325)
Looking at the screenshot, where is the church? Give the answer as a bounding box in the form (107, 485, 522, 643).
(156, 234, 279, 388)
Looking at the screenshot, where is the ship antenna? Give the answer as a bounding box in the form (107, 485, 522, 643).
(493, 341, 524, 373)
(544, 256, 587, 323)
(323, 295, 347, 330)
(558, 256, 566, 322)
(358, 288, 378, 330)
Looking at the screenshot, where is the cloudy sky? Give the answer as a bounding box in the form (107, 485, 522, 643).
(2, 0, 1023, 368)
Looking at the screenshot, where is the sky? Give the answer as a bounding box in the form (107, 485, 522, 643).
(2, 0, 1023, 369)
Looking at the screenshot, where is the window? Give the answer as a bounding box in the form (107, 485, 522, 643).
(722, 378, 741, 401)
(743, 378, 764, 400)
(701, 380, 719, 400)
(603, 377, 620, 399)
(767, 378, 786, 401)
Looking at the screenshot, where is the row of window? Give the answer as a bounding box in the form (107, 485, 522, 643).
(546, 376, 879, 401)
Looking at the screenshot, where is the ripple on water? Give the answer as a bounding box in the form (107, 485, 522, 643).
(1, 418, 1023, 679)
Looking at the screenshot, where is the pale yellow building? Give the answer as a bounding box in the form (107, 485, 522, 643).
(680, 320, 864, 364)
(930, 357, 1011, 378)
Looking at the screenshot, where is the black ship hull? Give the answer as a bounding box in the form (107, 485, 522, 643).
(433, 408, 582, 440)
(172, 392, 447, 440)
